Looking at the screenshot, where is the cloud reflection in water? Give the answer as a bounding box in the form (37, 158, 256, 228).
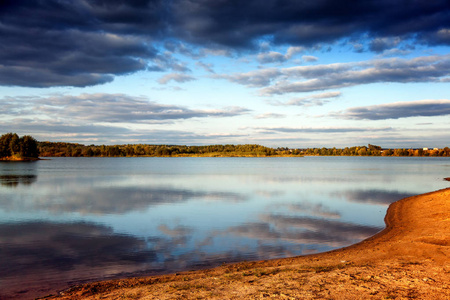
(333, 189, 416, 205)
(0, 184, 246, 215)
(222, 214, 381, 250)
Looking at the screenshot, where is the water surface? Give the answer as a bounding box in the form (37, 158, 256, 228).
(1, 157, 449, 299)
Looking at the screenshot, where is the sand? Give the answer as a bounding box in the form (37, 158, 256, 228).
(44, 188, 450, 299)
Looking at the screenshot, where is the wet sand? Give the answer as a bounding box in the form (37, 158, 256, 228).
(45, 188, 450, 299)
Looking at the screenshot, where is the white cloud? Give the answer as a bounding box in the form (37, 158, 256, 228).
(214, 54, 450, 95)
(214, 68, 281, 87)
(285, 46, 306, 59)
(301, 55, 318, 62)
(254, 113, 285, 119)
(1, 93, 251, 124)
(257, 46, 308, 64)
(158, 73, 196, 84)
(273, 91, 341, 106)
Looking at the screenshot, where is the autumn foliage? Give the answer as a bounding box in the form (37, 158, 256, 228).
(0, 133, 39, 160)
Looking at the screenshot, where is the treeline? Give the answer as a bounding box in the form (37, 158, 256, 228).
(0, 133, 39, 160)
(37, 142, 297, 157)
(302, 145, 450, 157)
(2, 133, 448, 158)
(37, 142, 450, 157)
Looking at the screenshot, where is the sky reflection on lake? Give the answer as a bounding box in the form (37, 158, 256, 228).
(0, 157, 449, 299)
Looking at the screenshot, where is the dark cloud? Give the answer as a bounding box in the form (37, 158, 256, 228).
(422, 28, 450, 45)
(170, 0, 450, 49)
(0, 23, 157, 87)
(1, 0, 449, 87)
(0, 65, 115, 87)
(0, 0, 164, 87)
(369, 37, 402, 53)
(334, 99, 450, 120)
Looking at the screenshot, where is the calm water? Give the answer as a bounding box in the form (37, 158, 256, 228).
(1, 156, 449, 299)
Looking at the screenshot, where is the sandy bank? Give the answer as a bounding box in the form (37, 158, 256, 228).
(45, 188, 450, 299)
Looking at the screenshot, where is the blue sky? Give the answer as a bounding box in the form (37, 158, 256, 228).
(0, 0, 449, 148)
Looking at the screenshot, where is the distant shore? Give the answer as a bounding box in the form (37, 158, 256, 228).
(38, 141, 450, 158)
(46, 187, 450, 299)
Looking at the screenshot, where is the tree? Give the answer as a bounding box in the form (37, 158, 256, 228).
(20, 135, 39, 158)
(0, 133, 14, 157)
(358, 147, 367, 156)
(9, 133, 20, 156)
(381, 149, 392, 156)
(0, 133, 39, 159)
(368, 144, 382, 151)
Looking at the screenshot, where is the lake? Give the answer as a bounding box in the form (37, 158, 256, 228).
(1, 156, 449, 299)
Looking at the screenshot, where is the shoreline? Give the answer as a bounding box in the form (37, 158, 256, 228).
(0, 156, 40, 162)
(45, 187, 450, 299)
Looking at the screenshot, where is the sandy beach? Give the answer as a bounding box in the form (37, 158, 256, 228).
(42, 187, 450, 299)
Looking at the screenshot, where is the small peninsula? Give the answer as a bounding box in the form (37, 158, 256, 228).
(0, 133, 40, 161)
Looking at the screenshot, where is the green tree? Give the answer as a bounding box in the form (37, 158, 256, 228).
(9, 133, 20, 156)
(20, 135, 39, 158)
(0, 133, 39, 159)
(0, 133, 14, 157)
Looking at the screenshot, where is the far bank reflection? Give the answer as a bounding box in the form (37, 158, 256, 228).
(0, 174, 37, 187)
(0, 160, 38, 187)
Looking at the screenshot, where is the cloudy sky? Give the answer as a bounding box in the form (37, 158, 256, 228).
(0, 0, 449, 148)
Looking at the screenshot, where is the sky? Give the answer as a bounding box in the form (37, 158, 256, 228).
(0, 0, 449, 148)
